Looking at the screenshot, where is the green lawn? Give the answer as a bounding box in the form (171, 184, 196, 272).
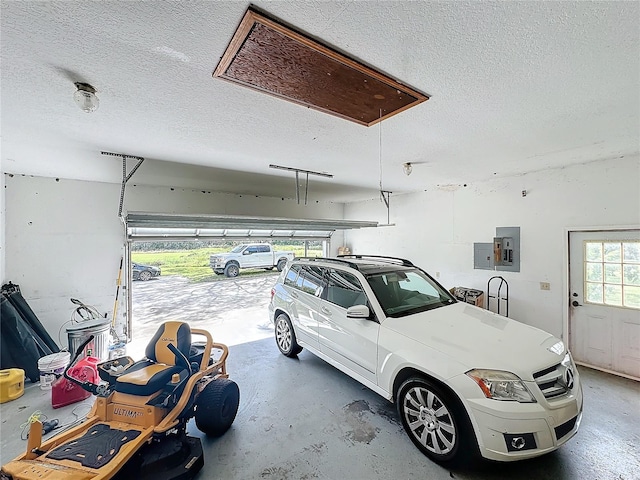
(132, 245, 321, 282)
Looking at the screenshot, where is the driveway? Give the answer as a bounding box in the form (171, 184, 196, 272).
(129, 273, 279, 356)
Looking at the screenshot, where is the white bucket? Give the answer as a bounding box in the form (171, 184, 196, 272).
(37, 352, 70, 390)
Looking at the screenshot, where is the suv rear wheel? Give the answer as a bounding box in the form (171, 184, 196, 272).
(275, 313, 302, 357)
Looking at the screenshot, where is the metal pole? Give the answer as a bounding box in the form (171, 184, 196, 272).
(304, 172, 309, 205)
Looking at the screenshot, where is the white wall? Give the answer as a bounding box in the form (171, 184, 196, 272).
(3, 174, 345, 347)
(0, 170, 5, 283)
(344, 155, 640, 338)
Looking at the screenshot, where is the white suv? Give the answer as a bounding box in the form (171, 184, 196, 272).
(268, 256, 583, 464)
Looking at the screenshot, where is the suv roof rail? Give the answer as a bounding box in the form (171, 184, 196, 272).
(294, 256, 361, 270)
(337, 254, 415, 267)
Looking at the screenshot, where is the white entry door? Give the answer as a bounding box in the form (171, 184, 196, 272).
(569, 230, 640, 378)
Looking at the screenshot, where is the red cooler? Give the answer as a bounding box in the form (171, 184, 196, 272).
(52, 356, 99, 409)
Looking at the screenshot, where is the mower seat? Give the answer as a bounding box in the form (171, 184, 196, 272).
(115, 321, 192, 396)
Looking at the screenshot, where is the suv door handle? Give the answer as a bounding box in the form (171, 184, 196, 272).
(321, 306, 332, 316)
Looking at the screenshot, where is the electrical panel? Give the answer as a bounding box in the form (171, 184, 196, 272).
(474, 243, 494, 270)
(495, 227, 520, 272)
(474, 227, 520, 272)
(494, 236, 514, 266)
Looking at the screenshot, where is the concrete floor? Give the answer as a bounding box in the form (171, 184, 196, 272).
(1, 337, 639, 479)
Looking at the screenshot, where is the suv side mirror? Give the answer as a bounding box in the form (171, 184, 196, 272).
(347, 305, 370, 319)
(243, 250, 251, 255)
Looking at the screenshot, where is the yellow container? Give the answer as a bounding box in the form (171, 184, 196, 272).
(0, 368, 25, 403)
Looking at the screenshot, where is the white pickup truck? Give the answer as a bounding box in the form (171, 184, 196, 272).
(210, 244, 295, 277)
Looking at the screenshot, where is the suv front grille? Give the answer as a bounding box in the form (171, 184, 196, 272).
(533, 363, 570, 399)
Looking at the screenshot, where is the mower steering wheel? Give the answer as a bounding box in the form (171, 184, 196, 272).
(167, 343, 192, 375)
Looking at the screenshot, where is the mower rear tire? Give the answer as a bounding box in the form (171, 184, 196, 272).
(195, 378, 239, 437)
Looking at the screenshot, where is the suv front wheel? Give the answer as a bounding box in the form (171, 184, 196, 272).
(397, 377, 473, 465)
(274, 313, 302, 357)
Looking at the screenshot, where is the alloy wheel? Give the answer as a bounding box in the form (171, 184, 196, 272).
(402, 386, 457, 456)
(276, 317, 292, 352)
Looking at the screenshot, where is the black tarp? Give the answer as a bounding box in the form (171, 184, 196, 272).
(2, 282, 59, 354)
(1, 295, 42, 382)
(1, 282, 61, 383)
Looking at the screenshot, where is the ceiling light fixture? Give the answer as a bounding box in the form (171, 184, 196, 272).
(403, 163, 413, 176)
(73, 82, 99, 113)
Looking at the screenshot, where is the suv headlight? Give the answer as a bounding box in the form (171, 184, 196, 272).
(466, 369, 536, 403)
(561, 352, 573, 369)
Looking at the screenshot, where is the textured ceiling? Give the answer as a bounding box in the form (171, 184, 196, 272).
(1, 1, 638, 202)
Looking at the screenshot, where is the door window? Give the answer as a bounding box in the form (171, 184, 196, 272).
(584, 241, 640, 309)
(325, 269, 367, 308)
(300, 266, 325, 297)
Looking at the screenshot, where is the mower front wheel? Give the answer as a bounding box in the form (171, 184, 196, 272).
(195, 378, 239, 437)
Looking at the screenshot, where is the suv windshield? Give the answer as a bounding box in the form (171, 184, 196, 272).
(366, 269, 455, 317)
(230, 245, 246, 253)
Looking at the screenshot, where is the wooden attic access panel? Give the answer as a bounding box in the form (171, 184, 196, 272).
(213, 8, 429, 126)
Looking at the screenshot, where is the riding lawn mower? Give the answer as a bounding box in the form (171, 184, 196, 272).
(1, 321, 240, 480)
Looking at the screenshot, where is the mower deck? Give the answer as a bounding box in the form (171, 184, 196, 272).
(47, 423, 142, 468)
(1, 420, 150, 480)
(1, 420, 203, 480)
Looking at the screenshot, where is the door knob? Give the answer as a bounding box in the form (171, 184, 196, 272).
(571, 300, 582, 307)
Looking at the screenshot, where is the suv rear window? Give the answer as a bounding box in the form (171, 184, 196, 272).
(285, 264, 325, 297)
(284, 264, 300, 287)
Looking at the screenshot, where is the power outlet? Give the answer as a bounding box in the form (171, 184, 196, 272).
(540, 282, 551, 291)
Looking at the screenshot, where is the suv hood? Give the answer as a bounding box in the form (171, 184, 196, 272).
(382, 303, 565, 380)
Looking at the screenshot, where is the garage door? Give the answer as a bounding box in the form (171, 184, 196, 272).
(126, 212, 377, 241)
(123, 212, 377, 347)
